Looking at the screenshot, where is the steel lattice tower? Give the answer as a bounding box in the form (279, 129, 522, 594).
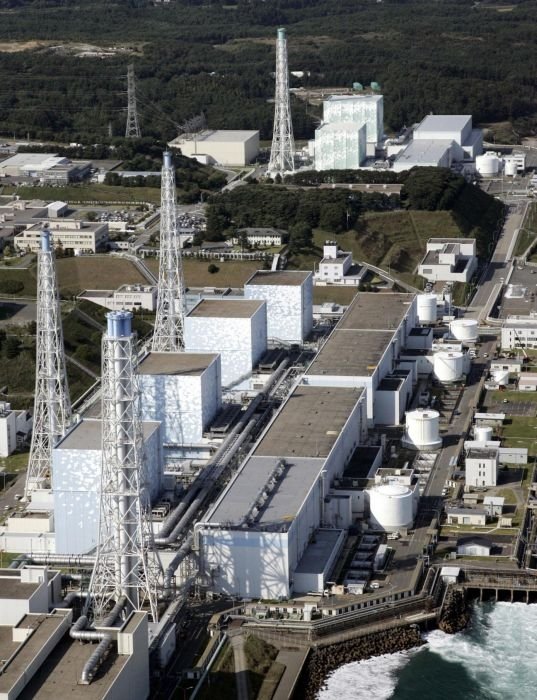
(87, 312, 162, 624)
(125, 64, 141, 139)
(268, 28, 295, 176)
(152, 151, 185, 352)
(24, 229, 71, 498)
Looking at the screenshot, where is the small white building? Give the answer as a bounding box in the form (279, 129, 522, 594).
(518, 373, 537, 391)
(235, 227, 286, 247)
(78, 284, 157, 311)
(314, 122, 367, 171)
(15, 220, 108, 254)
(490, 358, 523, 375)
(419, 238, 477, 283)
(501, 316, 537, 350)
(184, 298, 267, 387)
(315, 241, 366, 287)
(138, 351, 222, 446)
(0, 401, 32, 457)
(168, 129, 260, 166)
(457, 536, 492, 557)
(465, 447, 499, 487)
(483, 496, 505, 517)
(446, 507, 487, 526)
(244, 270, 313, 344)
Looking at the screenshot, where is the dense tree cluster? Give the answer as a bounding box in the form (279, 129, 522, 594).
(1, 0, 537, 143)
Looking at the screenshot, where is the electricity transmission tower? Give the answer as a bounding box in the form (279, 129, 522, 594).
(125, 64, 141, 138)
(268, 28, 295, 176)
(152, 151, 185, 352)
(24, 229, 71, 499)
(86, 311, 162, 624)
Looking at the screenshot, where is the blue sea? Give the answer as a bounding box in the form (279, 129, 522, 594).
(317, 602, 537, 700)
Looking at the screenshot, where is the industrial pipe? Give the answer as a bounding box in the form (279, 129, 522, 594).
(9, 554, 95, 568)
(80, 636, 112, 685)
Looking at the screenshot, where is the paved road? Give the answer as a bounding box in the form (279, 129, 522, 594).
(230, 633, 250, 700)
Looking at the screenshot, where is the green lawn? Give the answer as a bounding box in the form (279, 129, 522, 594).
(146, 258, 261, 288)
(56, 256, 147, 297)
(0, 451, 29, 473)
(312, 286, 359, 305)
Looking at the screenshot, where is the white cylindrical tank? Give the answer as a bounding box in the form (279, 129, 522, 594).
(434, 351, 465, 382)
(493, 368, 509, 386)
(416, 294, 438, 324)
(450, 319, 479, 343)
(474, 425, 493, 443)
(369, 482, 414, 531)
(504, 159, 517, 177)
(476, 152, 500, 176)
(404, 408, 442, 450)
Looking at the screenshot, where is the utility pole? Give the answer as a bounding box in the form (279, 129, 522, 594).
(24, 229, 71, 499)
(152, 151, 185, 352)
(125, 64, 141, 139)
(268, 28, 295, 177)
(86, 311, 162, 624)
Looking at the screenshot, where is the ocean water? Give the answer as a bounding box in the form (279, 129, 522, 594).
(317, 602, 537, 700)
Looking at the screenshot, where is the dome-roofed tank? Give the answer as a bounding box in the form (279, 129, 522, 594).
(417, 294, 438, 324)
(434, 351, 465, 383)
(476, 152, 500, 176)
(403, 408, 442, 450)
(474, 425, 493, 443)
(368, 482, 414, 532)
(450, 319, 479, 343)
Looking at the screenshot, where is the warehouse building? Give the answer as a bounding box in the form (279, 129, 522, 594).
(52, 418, 162, 554)
(0, 152, 91, 183)
(244, 270, 313, 344)
(184, 299, 267, 388)
(0, 401, 32, 457)
(168, 130, 260, 166)
(138, 351, 222, 447)
(199, 384, 368, 599)
(304, 293, 418, 424)
(78, 284, 158, 312)
(15, 220, 108, 254)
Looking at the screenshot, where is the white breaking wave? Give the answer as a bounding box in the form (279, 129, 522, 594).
(424, 602, 537, 699)
(317, 650, 413, 700)
(317, 602, 537, 700)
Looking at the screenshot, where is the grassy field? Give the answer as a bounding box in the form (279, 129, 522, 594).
(0, 183, 161, 204)
(312, 286, 359, 305)
(0, 451, 29, 474)
(0, 266, 38, 296)
(146, 258, 260, 289)
(56, 256, 147, 296)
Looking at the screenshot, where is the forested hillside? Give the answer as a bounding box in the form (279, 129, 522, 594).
(0, 0, 536, 143)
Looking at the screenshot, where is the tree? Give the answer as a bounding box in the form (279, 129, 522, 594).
(319, 204, 347, 233)
(5, 337, 20, 359)
(86, 211, 97, 222)
(208, 263, 219, 274)
(288, 222, 313, 252)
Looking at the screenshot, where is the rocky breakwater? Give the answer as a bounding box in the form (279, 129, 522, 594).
(438, 587, 471, 634)
(298, 626, 424, 699)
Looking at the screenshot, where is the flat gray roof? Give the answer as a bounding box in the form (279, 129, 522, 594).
(416, 114, 471, 132)
(245, 270, 311, 286)
(294, 529, 343, 576)
(254, 385, 363, 459)
(307, 328, 395, 378)
(338, 293, 414, 331)
(187, 298, 264, 318)
(209, 455, 325, 528)
(0, 576, 39, 600)
(138, 351, 218, 376)
(395, 139, 454, 165)
(429, 237, 474, 245)
(56, 418, 160, 451)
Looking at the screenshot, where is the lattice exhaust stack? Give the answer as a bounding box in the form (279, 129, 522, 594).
(24, 229, 71, 498)
(268, 28, 295, 176)
(152, 151, 185, 352)
(87, 311, 162, 624)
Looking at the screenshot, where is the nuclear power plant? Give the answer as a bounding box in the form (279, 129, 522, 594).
(0, 148, 487, 698)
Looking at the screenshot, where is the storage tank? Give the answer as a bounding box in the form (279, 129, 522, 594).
(416, 294, 438, 324)
(476, 152, 500, 176)
(493, 368, 510, 386)
(403, 408, 442, 450)
(474, 425, 493, 443)
(449, 319, 479, 343)
(368, 482, 414, 532)
(504, 159, 517, 177)
(434, 351, 465, 383)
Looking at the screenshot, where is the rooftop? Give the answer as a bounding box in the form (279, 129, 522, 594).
(187, 298, 264, 318)
(255, 385, 363, 459)
(171, 129, 259, 144)
(294, 529, 343, 577)
(245, 270, 312, 287)
(325, 94, 382, 104)
(429, 237, 475, 245)
(307, 328, 395, 377)
(467, 448, 499, 460)
(138, 351, 218, 376)
(395, 139, 454, 166)
(415, 115, 471, 133)
(56, 418, 160, 451)
(0, 575, 39, 600)
(338, 293, 414, 331)
(317, 121, 366, 133)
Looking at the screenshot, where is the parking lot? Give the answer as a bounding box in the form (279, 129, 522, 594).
(483, 390, 537, 416)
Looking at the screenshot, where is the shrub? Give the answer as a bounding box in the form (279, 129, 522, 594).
(208, 263, 219, 274)
(0, 279, 24, 294)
